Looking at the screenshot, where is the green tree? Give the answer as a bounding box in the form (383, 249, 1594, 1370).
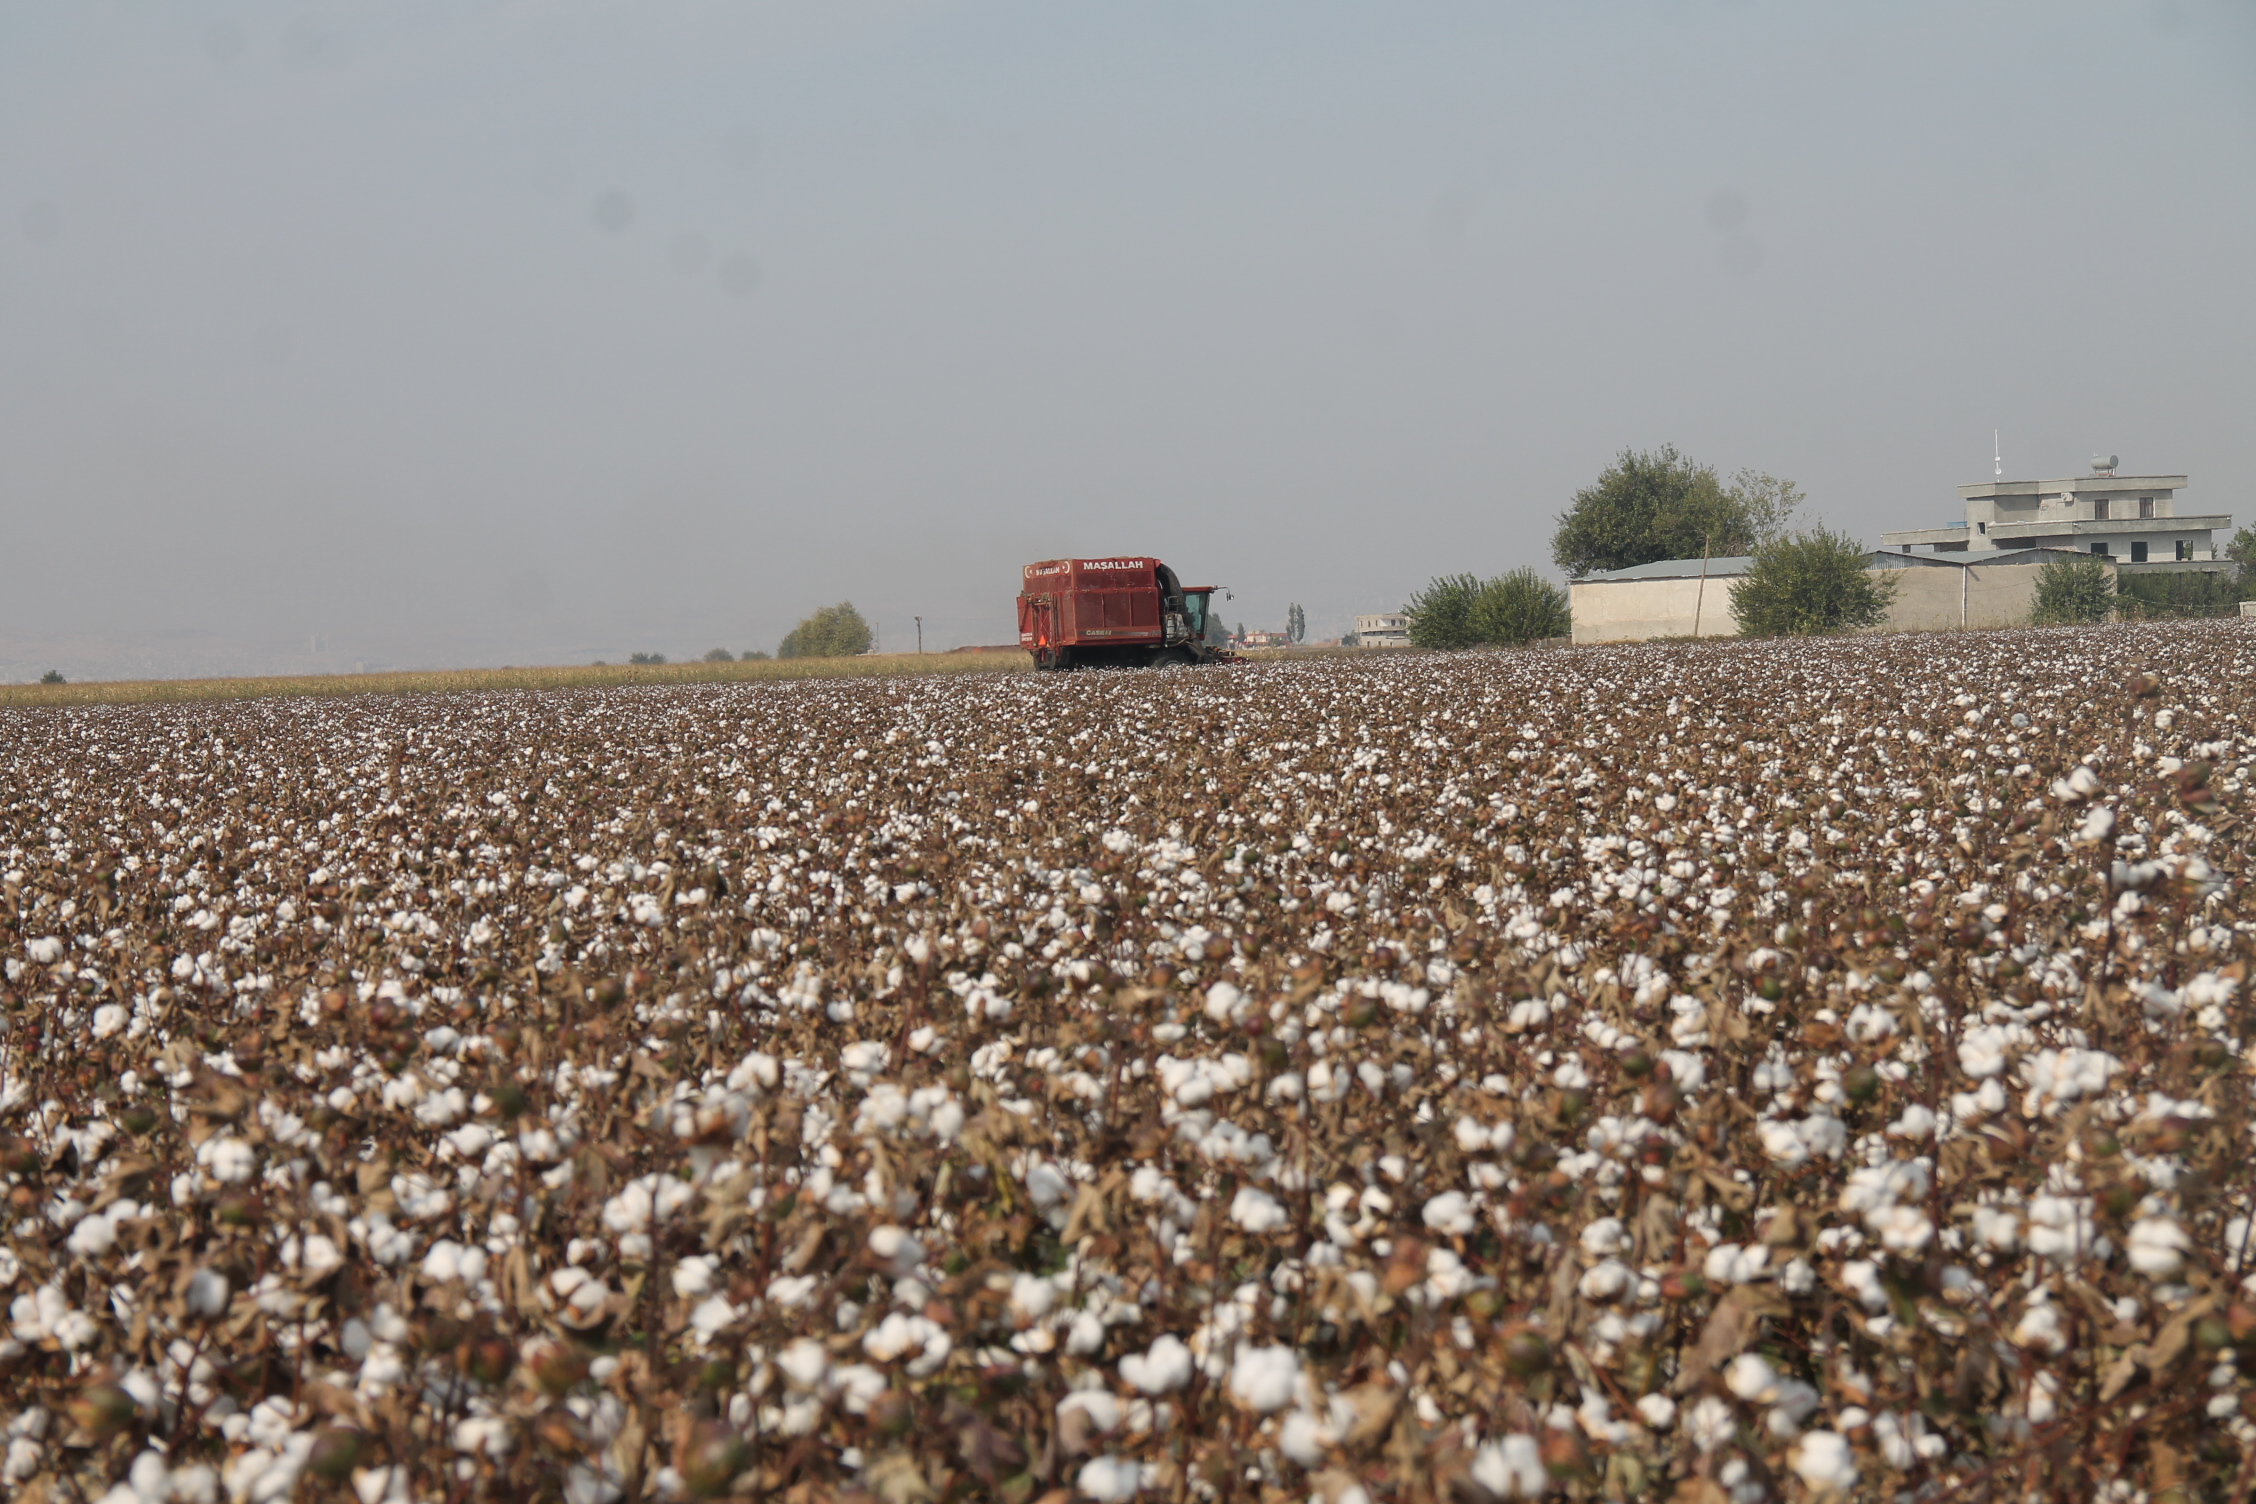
(1405, 570, 1570, 648)
(1729, 528, 1897, 637)
(2222, 525, 2256, 594)
(628, 652, 667, 665)
(1726, 468, 1805, 548)
(702, 648, 736, 663)
(1287, 603, 1306, 643)
(1404, 574, 1483, 649)
(778, 602, 874, 659)
(1553, 446, 1746, 578)
(2028, 555, 2115, 626)
(1471, 569, 1571, 646)
(39, 670, 64, 685)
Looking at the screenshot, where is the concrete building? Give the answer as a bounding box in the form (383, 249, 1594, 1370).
(1881, 459, 2231, 572)
(1569, 548, 2102, 644)
(1352, 612, 1412, 647)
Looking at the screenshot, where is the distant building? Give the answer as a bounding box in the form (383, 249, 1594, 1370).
(1880, 459, 2231, 571)
(1352, 612, 1411, 647)
(1239, 630, 1294, 648)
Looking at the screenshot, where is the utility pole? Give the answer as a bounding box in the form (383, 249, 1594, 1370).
(915, 616, 923, 655)
(1692, 532, 1712, 638)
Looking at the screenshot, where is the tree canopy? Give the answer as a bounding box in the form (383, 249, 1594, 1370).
(1729, 528, 1896, 637)
(2225, 525, 2256, 593)
(2028, 555, 2115, 626)
(778, 602, 874, 659)
(1551, 446, 1803, 579)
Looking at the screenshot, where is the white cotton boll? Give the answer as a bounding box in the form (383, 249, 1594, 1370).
(1421, 1191, 1475, 1237)
(1578, 1260, 1631, 1301)
(1266, 1072, 1303, 1101)
(1231, 1186, 1287, 1234)
(2053, 764, 2103, 801)
(420, 1241, 486, 1286)
(1839, 1260, 1887, 1313)
(1065, 1310, 1107, 1356)
(777, 1338, 831, 1392)
(1077, 1456, 1144, 1502)
(1636, 1394, 1676, 1430)
(1889, 1103, 1937, 1140)
(91, 1004, 128, 1040)
(1579, 1218, 1626, 1256)
(1226, 1345, 1299, 1413)
(868, 1225, 926, 1275)
(1757, 1121, 1808, 1167)
(1277, 1409, 1332, 1468)
(186, 1268, 230, 1318)
(671, 1257, 717, 1299)
(1957, 1026, 2010, 1079)
(863, 1313, 949, 1370)
(1872, 1206, 1934, 1254)
(26, 937, 63, 965)
(2012, 1300, 2065, 1355)
(2022, 1048, 2118, 1105)
(1789, 1432, 1858, 1491)
(125, 1449, 171, 1503)
(1725, 1353, 1780, 1402)
(1119, 1335, 1193, 1395)
(1971, 1205, 2019, 1252)
(1203, 982, 1245, 1025)
(1469, 1435, 1549, 1498)
(204, 1137, 256, 1184)
(1008, 1273, 1057, 1324)
(1306, 1060, 1348, 1103)
(2073, 806, 2116, 846)
(1685, 1395, 1736, 1452)
(66, 1212, 117, 1259)
(726, 1052, 780, 1094)
(2126, 1218, 2189, 1278)
(1702, 1244, 1768, 1285)
(1795, 1112, 1846, 1160)
(2026, 1196, 2095, 1262)
(298, 1235, 343, 1278)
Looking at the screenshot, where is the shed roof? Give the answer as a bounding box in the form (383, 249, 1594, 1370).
(1579, 556, 1755, 582)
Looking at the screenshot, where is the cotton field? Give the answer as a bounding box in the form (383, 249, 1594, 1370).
(2, 625, 2253, 1504)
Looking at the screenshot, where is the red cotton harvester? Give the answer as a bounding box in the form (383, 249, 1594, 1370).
(1017, 558, 1236, 671)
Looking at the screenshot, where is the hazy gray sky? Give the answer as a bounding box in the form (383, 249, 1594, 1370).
(6, 1, 2253, 676)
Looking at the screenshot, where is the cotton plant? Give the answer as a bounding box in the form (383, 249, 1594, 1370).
(0, 624, 2251, 1500)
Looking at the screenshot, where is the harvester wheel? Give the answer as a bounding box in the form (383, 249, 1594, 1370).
(1151, 648, 1193, 668)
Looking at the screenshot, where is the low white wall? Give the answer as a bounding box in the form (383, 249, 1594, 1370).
(1568, 576, 1743, 643)
(1572, 559, 2063, 643)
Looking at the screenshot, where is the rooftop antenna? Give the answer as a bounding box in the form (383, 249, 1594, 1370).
(1993, 429, 2002, 479)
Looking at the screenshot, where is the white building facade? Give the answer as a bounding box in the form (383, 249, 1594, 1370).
(1352, 613, 1411, 646)
(1881, 461, 2231, 571)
